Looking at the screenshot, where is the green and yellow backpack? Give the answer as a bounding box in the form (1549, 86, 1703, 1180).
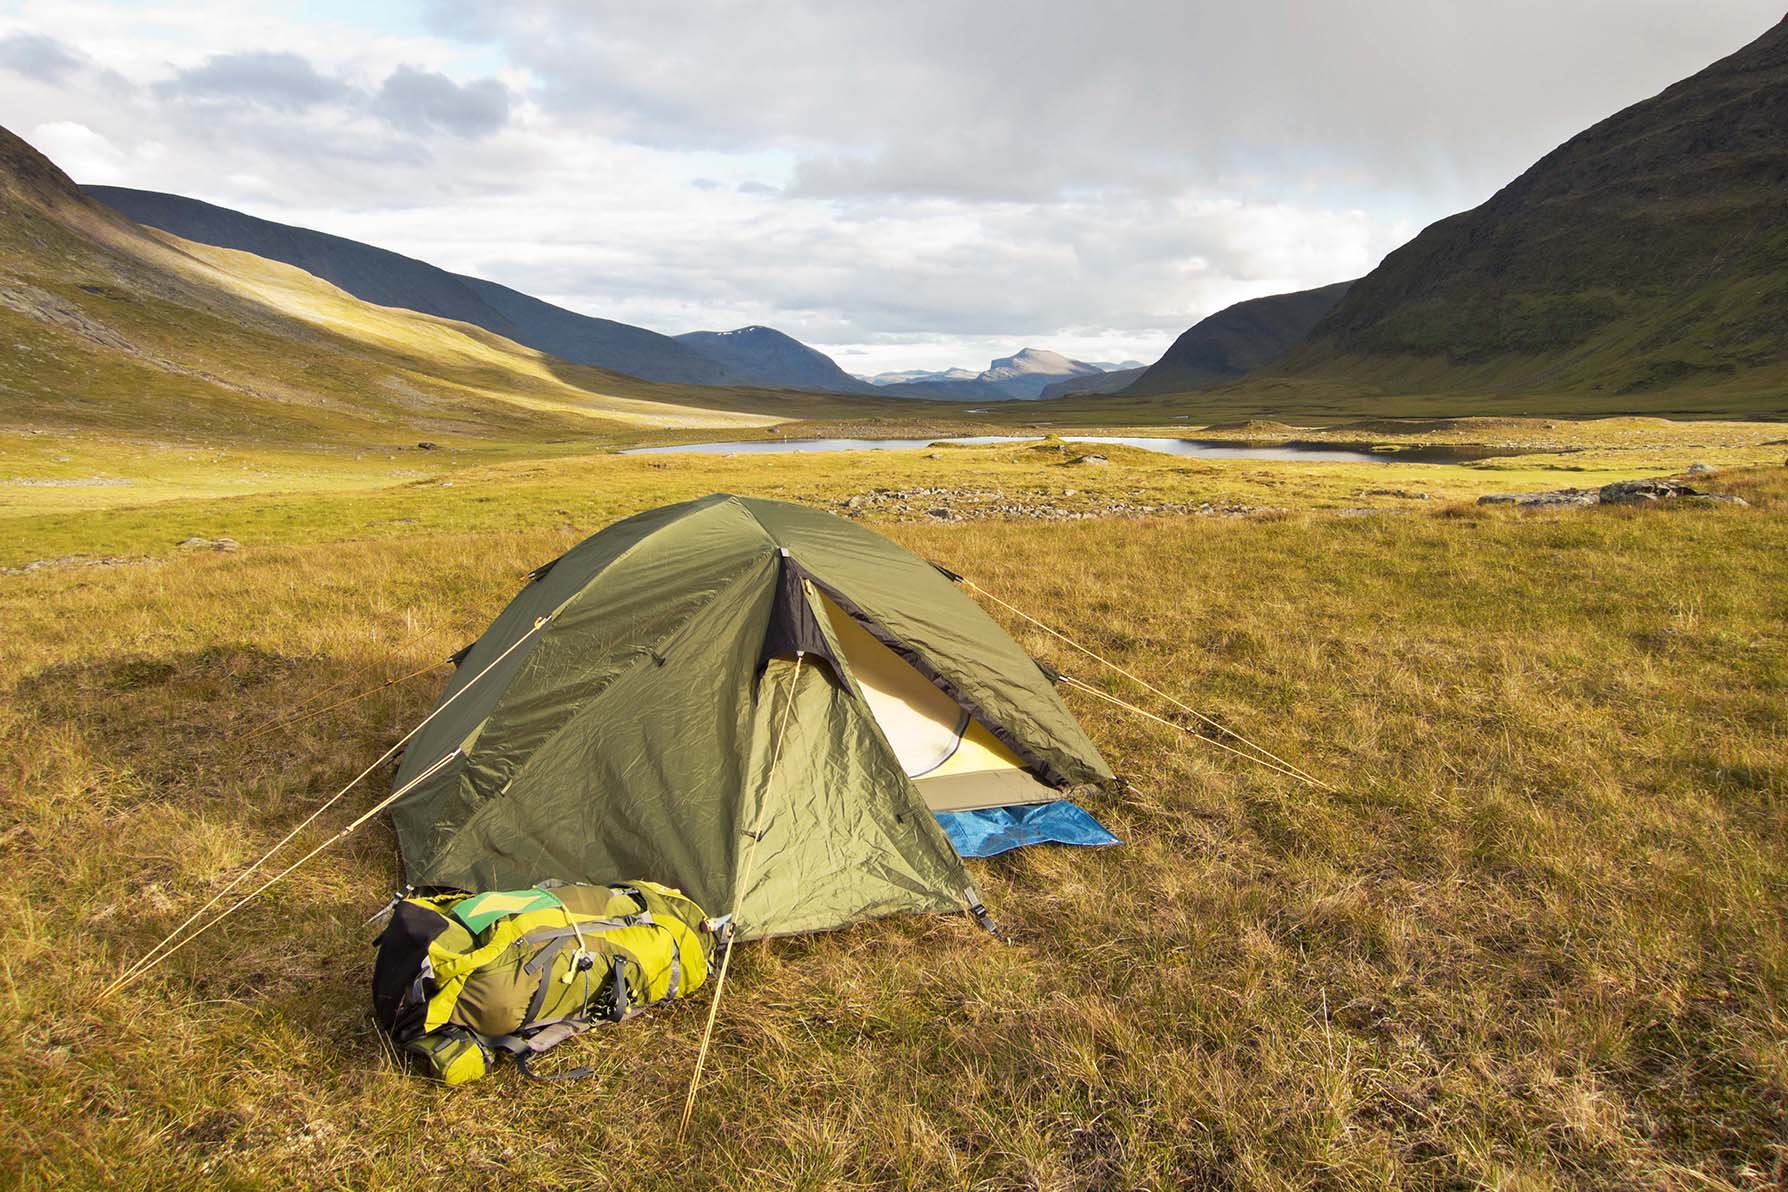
(371, 880, 717, 1084)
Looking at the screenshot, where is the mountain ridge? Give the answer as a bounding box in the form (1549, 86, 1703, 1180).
(1122, 281, 1356, 396)
(867, 346, 1109, 401)
(82, 186, 870, 394)
(83, 185, 744, 387)
(1274, 14, 1788, 395)
(1040, 365, 1148, 400)
(0, 124, 797, 442)
(673, 325, 877, 393)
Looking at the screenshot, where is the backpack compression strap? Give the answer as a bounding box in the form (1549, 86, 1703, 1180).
(487, 1022, 598, 1082)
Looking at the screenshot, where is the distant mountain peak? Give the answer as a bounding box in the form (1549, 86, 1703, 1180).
(673, 325, 876, 393)
(987, 346, 1088, 373)
(864, 345, 1107, 400)
(979, 346, 1101, 397)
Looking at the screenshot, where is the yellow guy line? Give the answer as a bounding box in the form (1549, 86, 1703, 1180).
(678, 650, 806, 1139)
(103, 615, 555, 1000)
(961, 578, 1333, 792)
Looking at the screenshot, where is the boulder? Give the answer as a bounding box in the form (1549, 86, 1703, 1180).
(1477, 488, 1600, 508)
(1480, 479, 1748, 509)
(1598, 478, 1746, 506)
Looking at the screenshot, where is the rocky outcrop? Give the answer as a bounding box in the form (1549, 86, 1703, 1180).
(1477, 487, 1602, 508)
(1478, 478, 1749, 508)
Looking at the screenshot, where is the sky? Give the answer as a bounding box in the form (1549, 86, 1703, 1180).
(0, 1, 1781, 375)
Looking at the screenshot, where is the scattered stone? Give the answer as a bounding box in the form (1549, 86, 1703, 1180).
(1598, 478, 1741, 506)
(1364, 488, 1429, 500)
(1599, 479, 1675, 505)
(1477, 488, 1601, 508)
(2, 554, 153, 576)
(1478, 478, 1749, 509)
(416, 441, 439, 451)
(1685, 462, 1714, 475)
(1068, 453, 1109, 466)
(835, 486, 1278, 523)
(176, 536, 240, 552)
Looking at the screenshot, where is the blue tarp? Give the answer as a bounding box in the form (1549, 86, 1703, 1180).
(934, 799, 1120, 859)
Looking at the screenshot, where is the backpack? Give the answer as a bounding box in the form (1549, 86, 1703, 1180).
(371, 880, 717, 1083)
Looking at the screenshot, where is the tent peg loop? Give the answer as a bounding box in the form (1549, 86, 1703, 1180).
(968, 902, 1008, 942)
(362, 885, 413, 929)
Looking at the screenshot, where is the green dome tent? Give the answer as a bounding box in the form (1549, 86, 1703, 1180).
(390, 494, 1113, 939)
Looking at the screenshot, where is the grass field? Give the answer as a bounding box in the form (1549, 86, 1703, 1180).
(2, 422, 1785, 1189)
(6, 416, 1786, 566)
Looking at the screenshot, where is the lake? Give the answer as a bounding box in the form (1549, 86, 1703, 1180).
(622, 435, 1517, 464)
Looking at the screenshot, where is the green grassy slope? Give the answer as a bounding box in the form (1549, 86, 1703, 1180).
(84, 185, 749, 387)
(1269, 15, 1788, 402)
(0, 125, 910, 451)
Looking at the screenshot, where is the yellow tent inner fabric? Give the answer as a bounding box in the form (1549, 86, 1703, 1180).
(819, 594, 1056, 812)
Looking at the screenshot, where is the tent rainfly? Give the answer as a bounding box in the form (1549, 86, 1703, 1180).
(389, 493, 1116, 939)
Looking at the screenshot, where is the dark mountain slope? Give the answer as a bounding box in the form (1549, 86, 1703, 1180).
(84, 185, 742, 387)
(1039, 366, 1146, 399)
(1122, 281, 1355, 395)
(674, 325, 876, 393)
(1280, 15, 1788, 395)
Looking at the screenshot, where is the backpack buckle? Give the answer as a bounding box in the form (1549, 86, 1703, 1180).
(561, 948, 595, 984)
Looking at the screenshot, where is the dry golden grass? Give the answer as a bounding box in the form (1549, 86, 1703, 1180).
(6, 416, 1785, 564)
(1, 444, 1784, 1189)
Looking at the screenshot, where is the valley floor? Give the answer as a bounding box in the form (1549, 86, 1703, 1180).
(2, 416, 1784, 1189)
(3, 415, 1785, 567)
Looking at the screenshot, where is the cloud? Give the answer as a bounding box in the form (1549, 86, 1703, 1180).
(28, 121, 131, 183)
(152, 50, 348, 110)
(373, 65, 510, 138)
(2, 0, 1781, 372)
(437, 0, 1786, 209)
(0, 32, 84, 83)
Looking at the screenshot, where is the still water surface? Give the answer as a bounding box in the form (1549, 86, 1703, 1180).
(623, 435, 1511, 464)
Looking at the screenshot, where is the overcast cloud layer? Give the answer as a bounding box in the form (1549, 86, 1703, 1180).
(1, 0, 1780, 372)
